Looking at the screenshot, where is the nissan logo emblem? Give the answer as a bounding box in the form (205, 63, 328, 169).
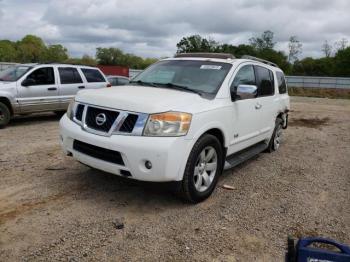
(95, 113, 107, 126)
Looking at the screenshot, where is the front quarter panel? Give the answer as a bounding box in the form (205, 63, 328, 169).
(173, 105, 233, 181)
(0, 83, 19, 113)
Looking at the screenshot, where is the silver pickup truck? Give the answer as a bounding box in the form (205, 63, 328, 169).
(0, 64, 110, 128)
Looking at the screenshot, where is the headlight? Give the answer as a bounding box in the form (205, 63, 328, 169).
(143, 112, 192, 136)
(66, 100, 75, 120)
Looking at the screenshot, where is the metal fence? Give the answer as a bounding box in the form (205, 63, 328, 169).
(285, 76, 350, 89)
(0, 62, 18, 71)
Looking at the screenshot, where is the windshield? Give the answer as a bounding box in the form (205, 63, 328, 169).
(0, 66, 32, 82)
(131, 60, 232, 94)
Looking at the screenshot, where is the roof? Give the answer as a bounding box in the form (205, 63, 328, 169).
(175, 53, 235, 59)
(172, 53, 278, 68)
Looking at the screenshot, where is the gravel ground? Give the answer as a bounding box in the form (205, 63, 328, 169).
(0, 97, 349, 261)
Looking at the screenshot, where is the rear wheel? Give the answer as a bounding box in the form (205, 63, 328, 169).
(179, 134, 223, 203)
(267, 118, 283, 152)
(0, 102, 11, 128)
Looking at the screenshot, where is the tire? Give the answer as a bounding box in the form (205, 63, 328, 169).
(179, 134, 224, 203)
(267, 118, 283, 153)
(0, 102, 11, 128)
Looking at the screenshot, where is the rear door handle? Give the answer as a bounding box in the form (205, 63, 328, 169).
(255, 103, 262, 109)
(47, 87, 57, 91)
(78, 86, 85, 89)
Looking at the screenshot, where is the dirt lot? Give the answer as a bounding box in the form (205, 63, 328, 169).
(0, 97, 349, 261)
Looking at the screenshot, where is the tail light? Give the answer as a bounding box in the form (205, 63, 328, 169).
(106, 82, 112, 88)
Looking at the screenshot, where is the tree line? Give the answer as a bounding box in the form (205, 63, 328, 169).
(0, 32, 349, 76)
(0, 35, 157, 69)
(176, 31, 350, 77)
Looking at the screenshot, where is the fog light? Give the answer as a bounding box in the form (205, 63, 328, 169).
(145, 161, 152, 169)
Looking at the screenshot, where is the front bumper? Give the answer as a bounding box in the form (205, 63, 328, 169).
(59, 114, 191, 182)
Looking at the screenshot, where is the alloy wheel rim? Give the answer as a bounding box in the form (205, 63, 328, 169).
(193, 146, 217, 192)
(274, 125, 282, 150)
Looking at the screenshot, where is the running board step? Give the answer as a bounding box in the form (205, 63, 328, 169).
(224, 142, 268, 170)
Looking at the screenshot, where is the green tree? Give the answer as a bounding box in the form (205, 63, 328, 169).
(44, 44, 68, 63)
(216, 44, 257, 57)
(176, 35, 218, 53)
(249, 30, 275, 50)
(292, 57, 334, 76)
(0, 40, 18, 62)
(288, 36, 302, 63)
(257, 48, 291, 73)
(96, 47, 123, 65)
(16, 35, 47, 62)
(95, 47, 157, 69)
(334, 46, 350, 77)
(65, 55, 97, 66)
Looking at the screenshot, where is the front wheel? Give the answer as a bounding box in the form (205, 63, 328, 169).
(179, 134, 224, 203)
(0, 102, 11, 128)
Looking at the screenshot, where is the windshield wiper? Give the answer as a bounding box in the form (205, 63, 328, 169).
(129, 80, 157, 87)
(155, 83, 203, 96)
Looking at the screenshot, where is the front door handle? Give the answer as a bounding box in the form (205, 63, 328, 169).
(47, 87, 57, 91)
(255, 103, 262, 110)
(78, 86, 85, 89)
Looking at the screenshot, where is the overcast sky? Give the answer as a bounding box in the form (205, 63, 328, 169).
(0, 0, 349, 59)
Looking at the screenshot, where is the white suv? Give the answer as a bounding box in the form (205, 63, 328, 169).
(0, 64, 109, 128)
(60, 53, 290, 203)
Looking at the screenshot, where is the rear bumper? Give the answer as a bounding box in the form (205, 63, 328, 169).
(59, 114, 192, 182)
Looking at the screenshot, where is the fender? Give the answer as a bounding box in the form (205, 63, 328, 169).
(0, 90, 19, 114)
(175, 120, 229, 181)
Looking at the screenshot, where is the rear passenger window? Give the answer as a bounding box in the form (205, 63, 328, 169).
(58, 67, 82, 84)
(276, 71, 287, 94)
(81, 69, 105, 82)
(255, 66, 274, 96)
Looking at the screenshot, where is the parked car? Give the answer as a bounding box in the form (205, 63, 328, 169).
(107, 75, 130, 86)
(60, 53, 290, 203)
(0, 63, 110, 128)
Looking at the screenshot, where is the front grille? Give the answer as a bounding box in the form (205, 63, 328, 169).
(85, 107, 119, 132)
(119, 114, 138, 133)
(75, 104, 84, 121)
(73, 140, 124, 166)
(73, 103, 147, 136)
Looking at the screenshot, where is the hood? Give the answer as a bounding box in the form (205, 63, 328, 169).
(0, 81, 12, 86)
(75, 85, 211, 114)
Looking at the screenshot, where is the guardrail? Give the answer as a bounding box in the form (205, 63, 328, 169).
(285, 76, 350, 89)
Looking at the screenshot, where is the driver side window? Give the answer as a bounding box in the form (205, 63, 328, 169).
(26, 67, 55, 86)
(230, 65, 256, 100)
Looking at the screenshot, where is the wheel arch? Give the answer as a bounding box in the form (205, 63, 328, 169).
(176, 125, 228, 181)
(0, 97, 13, 115)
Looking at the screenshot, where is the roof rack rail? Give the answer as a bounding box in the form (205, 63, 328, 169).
(241, 55, 278, 67)
(175, 53, 235, 59)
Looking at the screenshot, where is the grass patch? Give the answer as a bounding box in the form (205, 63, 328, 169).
(288, 87, 350, 99)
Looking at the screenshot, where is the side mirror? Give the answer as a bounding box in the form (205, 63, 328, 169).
(22, 78, 36, 87)
(235, 84, 258, 100)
